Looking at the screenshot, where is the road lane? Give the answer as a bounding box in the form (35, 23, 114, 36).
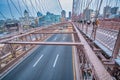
(1, 33, 74, 80)
(53, 54, 59, 68)
(37, 34, 73, 80)
(33, 54, 44, 67)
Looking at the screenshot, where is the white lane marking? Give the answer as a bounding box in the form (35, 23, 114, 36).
(54, 37, 57, 41)
(53, 54, 59, 68)
(33, 54, 43, 67)
(63, 37, 65, 40)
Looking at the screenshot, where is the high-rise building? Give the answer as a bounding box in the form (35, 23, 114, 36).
(61, 10, 66, 18)
(103, 6, 111, 18)
(24, 10, 29, 18)
(20, 10, 35, 29)
(61, 10, 66, 22)
(111, 7, 119, 14)
(37, 12, 43, 17)
(69, 11, 71, 19)
(83, 8, 93, 20)
(38, 12, 60, 26)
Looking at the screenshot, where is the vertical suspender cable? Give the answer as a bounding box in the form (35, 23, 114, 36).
(80, 0, 83, 13)
(95, 0, 103, 19)
(78, 0, 81, 15)
(96, 0, 100, 11)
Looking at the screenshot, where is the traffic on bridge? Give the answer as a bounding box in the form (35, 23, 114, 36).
(0, 0, 120, 80)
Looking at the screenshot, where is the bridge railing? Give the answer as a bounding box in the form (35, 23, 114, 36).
(72, 22, 113, 80)
(99, 19, 120, 30)
(76, 21, 120, 59)
(0, 23, 69, 73)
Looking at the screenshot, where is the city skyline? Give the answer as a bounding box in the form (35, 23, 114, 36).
(0, 0, 62, 20)
(0, 0, 120, 20)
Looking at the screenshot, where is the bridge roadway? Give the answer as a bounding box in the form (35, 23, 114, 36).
(1, 34, 74, 80)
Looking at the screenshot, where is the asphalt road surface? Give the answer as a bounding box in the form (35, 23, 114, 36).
(1, 34, 74, 80)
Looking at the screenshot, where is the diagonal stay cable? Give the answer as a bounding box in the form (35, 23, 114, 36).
(29, 0, 37, 14)
(22, 0, 33, 16)
(9, 0, 23, 17)
(7, 0, 14, 19)
(0, 11, 7, 20)
(17, 0, 23, 17)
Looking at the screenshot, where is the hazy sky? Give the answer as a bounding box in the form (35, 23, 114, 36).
(0, 0, 119, 20)
(59, 0, 73, 17)
(0, 0, 73, 19)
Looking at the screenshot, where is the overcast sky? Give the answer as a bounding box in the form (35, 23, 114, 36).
(59, 0, 73, 17)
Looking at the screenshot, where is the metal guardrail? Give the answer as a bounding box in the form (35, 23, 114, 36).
(77, 22, 120, 58)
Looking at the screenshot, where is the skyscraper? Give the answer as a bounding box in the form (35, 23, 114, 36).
(61, 10, 66, 18)
(69, 11, 71, 19)
(83, 8, 93, 20)
(24, 10, 29, 18)
(61, 10, 66, 22)
(111, 7, 119, 15)
(103, 6, 111, 18)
